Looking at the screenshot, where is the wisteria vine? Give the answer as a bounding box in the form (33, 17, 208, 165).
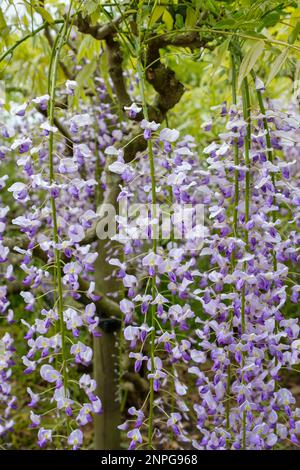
(0, 39, 299, 451)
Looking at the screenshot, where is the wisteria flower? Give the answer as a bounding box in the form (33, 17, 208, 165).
(66, 80, 78, 95)
(127, 428, 142, 450)
(40, 364, 62, 386)
(8, 182, 28, 201)
(68, 429, 83, 449)
(140, 119, 160, 140)
(37, 428, 52, 448)
(32, 94, 50, 110)
(124, 103, 142, 118)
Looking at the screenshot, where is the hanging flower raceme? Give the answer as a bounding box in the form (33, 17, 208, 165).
(0, 77, 128, 448)
(0, 59, 299, 451)
(0, 332, 15, 437)
(107, 97, 300, 450)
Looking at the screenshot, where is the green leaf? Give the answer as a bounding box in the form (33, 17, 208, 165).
(149, 6, 165, 27)
(162, 9, 174, 31)
(214, 18, 237, 29)
(205, 0, 218, 14)
(194, 0, 202, 14)
(76, 58, 96, 87)
(239, 31, 266, 40)
(77, 36, 93, 63)
(34, 6, 54, 24)
(84, 0, 98, 16)
(175, 14, 184, 29)
(185, 7, 198, 28)
(0, 8, 9, 42)
(288, 20, 300, 45)
(266, 49, 289, 85)
(0, 8, 7, 30)
(211, 38, 230, 76)
(261, 10, 281, 28)
(237, 40, 264, 89)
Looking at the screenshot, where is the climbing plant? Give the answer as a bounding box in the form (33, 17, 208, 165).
(0, 0, 300, 451)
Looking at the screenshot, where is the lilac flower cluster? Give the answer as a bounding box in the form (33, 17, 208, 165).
(0, 72, 299, 451)
(108, 97, 300, 449)
(0, 79, 127, 448)
(0, 332, 15, 437)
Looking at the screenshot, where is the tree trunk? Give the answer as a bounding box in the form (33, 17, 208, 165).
(93, 330, 120, 449)
(93, 180, 122, 449)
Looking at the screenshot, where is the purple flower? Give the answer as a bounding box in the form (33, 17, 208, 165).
(140, 119, 160, 140)
(58, 158, 78, 174)
(70, 342, 93, 365)
(66, 80, 78, 96)
(167, 413, 182, 435)
(8, 182, 28, 201)
(40, 364, 62, 386)
(127, 428, 142, 450)
(124, 103, 142, 118)
(37, 428, 52, 447)
(14, 103, 27, 116)
(76, 404, 93, 426)
(32, 94, 50, 110)
(11, 137, 32, 153)
(67, 429, 83, 449)
(29, 411, 41, 428)
(68, 224, 85, 243)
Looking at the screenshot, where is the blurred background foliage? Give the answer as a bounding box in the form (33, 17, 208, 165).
(0, 1, 299, 140)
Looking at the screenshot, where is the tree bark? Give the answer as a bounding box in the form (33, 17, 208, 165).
(93, 329, 121, 449)
(93, 179, 122, 450)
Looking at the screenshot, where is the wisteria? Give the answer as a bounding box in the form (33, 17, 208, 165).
(109, 95, 300, 449)
(0, 332, 15, 437)
(0, 0, 299, 454)
(1, 76, 300, 450)
(0, 68, 130, 446)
